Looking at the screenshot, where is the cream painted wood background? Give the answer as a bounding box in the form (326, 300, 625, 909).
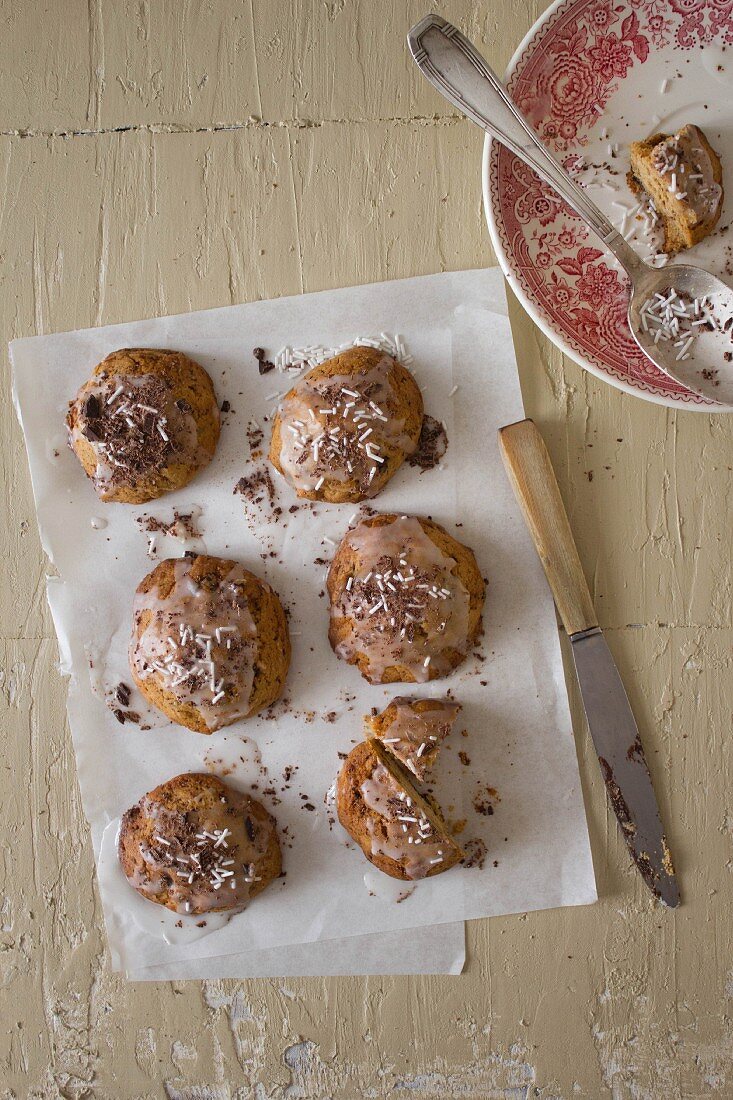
(1, 1, 731, 1096)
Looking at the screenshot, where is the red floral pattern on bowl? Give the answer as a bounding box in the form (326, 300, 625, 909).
(484, 0, 733, 408)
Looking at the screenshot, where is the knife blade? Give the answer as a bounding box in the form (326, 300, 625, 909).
(498, 418, 679, 907)
(570, 627, 679, 907)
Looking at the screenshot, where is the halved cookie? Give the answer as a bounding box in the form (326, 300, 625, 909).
(336, 738, 463, 881)
(629, 124, 723, 255)
(365, 696, 460, 780)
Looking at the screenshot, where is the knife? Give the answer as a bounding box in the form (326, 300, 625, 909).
(498, 418, 679, 907)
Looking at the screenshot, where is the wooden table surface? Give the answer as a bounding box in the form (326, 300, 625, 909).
(2, 2, 731, 1096)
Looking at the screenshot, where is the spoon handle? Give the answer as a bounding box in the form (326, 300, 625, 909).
(407, 15, 645, 278)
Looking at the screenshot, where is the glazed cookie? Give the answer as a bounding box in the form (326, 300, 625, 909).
(66, 347, 220, 503)
(366, 696, 461, 780)
(130, 554, 290, 733)
(336, 740, 462, 881)
(327, 514, 485, 684)
(629, 124, 723, 254)
(118, 773, 281, 915)
(269, 345, 423, 503)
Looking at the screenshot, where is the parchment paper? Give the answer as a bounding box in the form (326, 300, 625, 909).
(12, 269, 597, 979)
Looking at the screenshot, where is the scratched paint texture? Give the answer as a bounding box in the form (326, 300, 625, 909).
(1, 0, 732, 1096)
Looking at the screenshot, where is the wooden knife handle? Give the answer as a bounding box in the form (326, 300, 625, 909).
(498, 418, 598, 637)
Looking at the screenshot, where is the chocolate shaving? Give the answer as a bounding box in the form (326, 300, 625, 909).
(116, 682, 131, 707)
(408, 414, 448, 471)
(137, 510, 202, 541)
(234, 467, 277, 511)
(461, 837, 488, 870)
(83, 394, 101, 419)
(254, 347, 275, 374)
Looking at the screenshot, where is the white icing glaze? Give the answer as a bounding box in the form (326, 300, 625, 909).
(276, 358, 416, 496)
(651, 124, 722, 224)
(331, 516, 471, 683)
(68, 372, 207, 498)
(130, 557, 259, 731)
(374, 696, 460, 778)
(360, 762, 449, 880)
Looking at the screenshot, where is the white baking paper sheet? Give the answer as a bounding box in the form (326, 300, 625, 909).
(12, 269, 597, 979)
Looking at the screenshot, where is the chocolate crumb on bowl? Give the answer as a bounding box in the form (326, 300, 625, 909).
(66, 348, 220, 504)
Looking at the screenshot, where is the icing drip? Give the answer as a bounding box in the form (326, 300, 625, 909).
(360, 762, 448, 879)
(331, 516, 471, 682)
(276, 359, 416, 495)
(124, 787, 273, 915)
(130, 558, 258, 731)
(67, 372, 204, 496)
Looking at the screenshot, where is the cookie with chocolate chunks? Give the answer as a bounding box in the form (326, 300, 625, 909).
(269, 346, 423, 503)
(119, 772, 281, 915)
(66, 348, 220, 503)
(130, 554, 290, 733)
(327, 513, 485, 684)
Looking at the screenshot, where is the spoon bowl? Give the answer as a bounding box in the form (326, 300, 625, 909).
(408, 14, 733, 408)
(627, 263, 733, 406)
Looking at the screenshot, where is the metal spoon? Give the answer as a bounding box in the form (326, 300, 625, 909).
(407, 14, 733, 407)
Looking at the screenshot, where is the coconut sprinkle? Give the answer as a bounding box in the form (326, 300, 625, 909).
(265, 333, 413, 388)
(638, 288, 718, 362)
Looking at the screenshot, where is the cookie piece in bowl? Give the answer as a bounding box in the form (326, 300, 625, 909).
(327, 513, 485, 684)
(336, 739, 462, 881)
(129, 554, 290, 733)
(66, 347, 220, 503)
(366, 696, 461, 780)
(269, 345, 423, 503)
(629, 124, 723, 255)
(119, 772, 281, 915)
